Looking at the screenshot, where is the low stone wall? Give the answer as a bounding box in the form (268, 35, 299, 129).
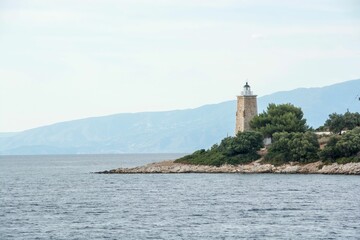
(96, 160, 360, 175)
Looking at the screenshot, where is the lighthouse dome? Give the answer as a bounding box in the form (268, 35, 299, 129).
(242, 82, 253, 95)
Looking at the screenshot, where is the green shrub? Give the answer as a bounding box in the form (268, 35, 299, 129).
(264, 131, 319, 165)
(320, 127, 360, 162)
(250, 103, 308, 138)
(324, 112, 360, 134)
(175, 131, 263, 166)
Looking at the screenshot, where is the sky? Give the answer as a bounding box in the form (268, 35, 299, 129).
(1, 0, 360, 132)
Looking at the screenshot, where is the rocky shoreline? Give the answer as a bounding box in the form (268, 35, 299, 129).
(96, 160, 360, 175)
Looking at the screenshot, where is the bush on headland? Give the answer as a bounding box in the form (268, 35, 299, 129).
(320, 127, 360, 164)
(264, 131, 319, 165)
(250, 103, 308, 138)
(175, 103, 360, 166)
(324, 112, 360, 134)
(175, 131, 264, 167)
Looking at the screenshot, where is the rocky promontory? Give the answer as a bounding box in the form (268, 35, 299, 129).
(96, 160, 360, 175)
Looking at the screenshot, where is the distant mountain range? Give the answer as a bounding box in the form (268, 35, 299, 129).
(1, 79, 359, 154)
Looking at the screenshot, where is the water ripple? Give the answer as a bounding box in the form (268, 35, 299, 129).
(1, 155, 360, 239)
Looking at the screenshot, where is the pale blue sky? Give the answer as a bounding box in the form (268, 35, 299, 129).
(1, 0, 359, 132)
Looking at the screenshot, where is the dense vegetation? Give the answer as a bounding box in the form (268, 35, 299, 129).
(250, 103, 308, 138)
(320, 127, 360, 163)
(176, 103, 360, 166)
(175, 131, 263, 166)
(264, 132, 319, 165)
(324, 111, 360, 134)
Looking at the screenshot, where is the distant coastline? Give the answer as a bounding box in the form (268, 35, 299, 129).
(96, 160, 360, 175)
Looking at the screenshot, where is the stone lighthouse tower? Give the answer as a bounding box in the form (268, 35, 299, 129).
(235, 82, 258, 133)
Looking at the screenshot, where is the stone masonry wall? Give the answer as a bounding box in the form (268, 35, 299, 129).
(235, 95, 257, 133)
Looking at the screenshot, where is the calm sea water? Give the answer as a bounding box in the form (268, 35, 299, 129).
(1, 154, 360, 240)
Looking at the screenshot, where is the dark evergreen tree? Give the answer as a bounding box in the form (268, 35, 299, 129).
(265, 131, 320, 164)
(320, 127, 360, 162)
(325, 111, 360, 134)
(250, 103, 308, 138)
(175, 131, 264, 166)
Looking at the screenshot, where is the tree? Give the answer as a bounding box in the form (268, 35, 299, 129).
(324, 111, 360, 134)
(218, 131, 264, 157)
(232, 131, 264, 154)
(250, 103, 308, 138)
(320, 127, 360, 162)
(265, 131, 320, 164)
(175, 131, 264, 166)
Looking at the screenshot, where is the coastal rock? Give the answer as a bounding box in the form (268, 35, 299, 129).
(96, 160, 360, 175)
(318, 162, 360, 174)
(275, 165, 301, 174)
(298, 162, 323, 173)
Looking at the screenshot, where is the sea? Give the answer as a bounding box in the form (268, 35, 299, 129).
(1, 154, 359, 240)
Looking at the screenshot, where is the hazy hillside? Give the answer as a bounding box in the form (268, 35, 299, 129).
(1, 79, 359, 154)
(0, 104, 235, 154)
(258, 79, 360, 127)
